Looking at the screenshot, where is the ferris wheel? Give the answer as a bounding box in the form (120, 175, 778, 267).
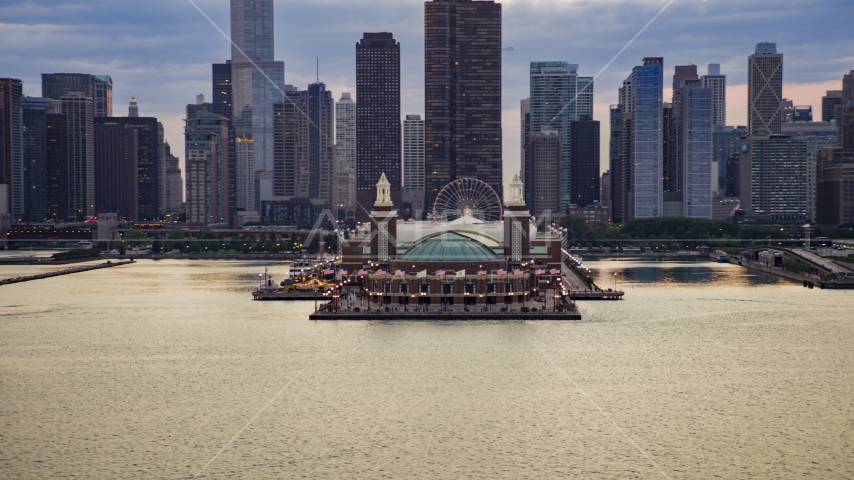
(432, 178, 503, 222)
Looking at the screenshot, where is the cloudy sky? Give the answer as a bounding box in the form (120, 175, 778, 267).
(2, 0, 852, 195)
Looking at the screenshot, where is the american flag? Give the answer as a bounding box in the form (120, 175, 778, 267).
(513, 268, 524, 276)
(477, 269, 487, 276)
(357, 268, 368, 276)
(535, 268, 545, 275)
(435, 268, 446, 276)
(550, 267, 560, 275)
(496, 268, 507, 276)
(394, 268, 406, 277)
(339, 268, 348, 275)
(323, 268, 334, 275)
(376, 268, 387, 276)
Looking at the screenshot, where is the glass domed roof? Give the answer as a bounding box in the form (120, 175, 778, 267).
(400, 231, 498, 262)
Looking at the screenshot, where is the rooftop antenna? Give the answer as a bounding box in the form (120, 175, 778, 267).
(316, 57, 319, 83)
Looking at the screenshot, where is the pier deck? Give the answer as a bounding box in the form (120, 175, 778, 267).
(0, 260, 135, 286)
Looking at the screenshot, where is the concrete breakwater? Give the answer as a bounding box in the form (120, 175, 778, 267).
(0, 260, 135, 286)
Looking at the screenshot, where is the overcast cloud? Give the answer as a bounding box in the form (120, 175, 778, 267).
(2, 0, 852, 195)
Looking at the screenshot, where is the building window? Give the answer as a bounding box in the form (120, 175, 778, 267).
(384, 281, 392, 294)
(419, 282, 430, 294)
(399, 282, 410, 294)
(486, 282, 496, 294)
(441, 282, 454, 294)
(464, 282, 476, 294)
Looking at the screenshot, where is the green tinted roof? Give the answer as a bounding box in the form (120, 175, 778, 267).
(401, 231, 499, 262)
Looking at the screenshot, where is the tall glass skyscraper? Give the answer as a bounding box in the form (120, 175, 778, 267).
(681, 80, 713, 219)
(230, 0, 284, 211)
(627, 57, 664, 219)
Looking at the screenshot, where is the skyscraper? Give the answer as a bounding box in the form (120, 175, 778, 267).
(626, 58, 664, 219)
(782, 121, 839, 220)
(95, 116, 161, 220)
(272, 85, 301, 199)
(22, 97, 48, 222)
(402, 114, 425, 213)
(335, 92, 357, 221)
(61, 93, 95, 220)
(94, 123, 139, 219)
(681, 80, 713, 219)
(701, 63, 726, 127)
(212, 61, 233, 119)
(424, 0, 502, 210)
(1, 78, 24, 218)
(356, 32, 401, 219)
(822, 90, 843, 123)
(570, 116, 600, 208)
(520, 97, 530, 186)
(41, 74, 112, 117)
(739, 132, 808, 221)
(230, 0, 284, 210)
(526, 128, 561, 216)
(609, 104, 624, 223)
(128, 97, 139, 117)
(712, 125, 747, 197)
(529, 62, 579, 210)
(272, 83, 334, 208)
(748, 43, 783, 135)
(335, 92, 356, 171)
(185, 110, 229, 225)
(667, 64, 698, 200)
(302, 82, 334, 207)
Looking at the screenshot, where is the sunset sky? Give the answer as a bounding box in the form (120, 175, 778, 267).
(2, 0, 852, 194)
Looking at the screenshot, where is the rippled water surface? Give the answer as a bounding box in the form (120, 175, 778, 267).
(1, 259, 852, 479)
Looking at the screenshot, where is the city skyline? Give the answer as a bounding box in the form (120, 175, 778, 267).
(1, 0, 852, 197)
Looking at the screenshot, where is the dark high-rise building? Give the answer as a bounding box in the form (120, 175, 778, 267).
(94, 123, 139, 219)
(272, 86, 301, 199)
(45, 113, 68, 221)
(526, 128, 560, 216)
(275, 84, 333, 204)
(356, 32, 401, 219)
(424, 0, 502, 211)
(844, 70, 854, 149)
(822, 90, 843, 123)
(41, 74, 112, 117)
(22, 97, 48, 221)
(570, 116, 600, 207)
(62, 93, 95, 220)
(94, 117, 160, 220)
(212, 61, 233, 119)
(1, 78, 24, 218)
(609, 104, 624, 223)
(816, 147, 854, 230)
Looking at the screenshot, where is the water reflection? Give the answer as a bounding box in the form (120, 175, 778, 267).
(588, 258, 792, 288)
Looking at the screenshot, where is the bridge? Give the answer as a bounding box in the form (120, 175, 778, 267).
(741, 246, 854, 277)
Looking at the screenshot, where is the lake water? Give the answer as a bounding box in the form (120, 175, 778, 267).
(1, 259, 852, 479)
